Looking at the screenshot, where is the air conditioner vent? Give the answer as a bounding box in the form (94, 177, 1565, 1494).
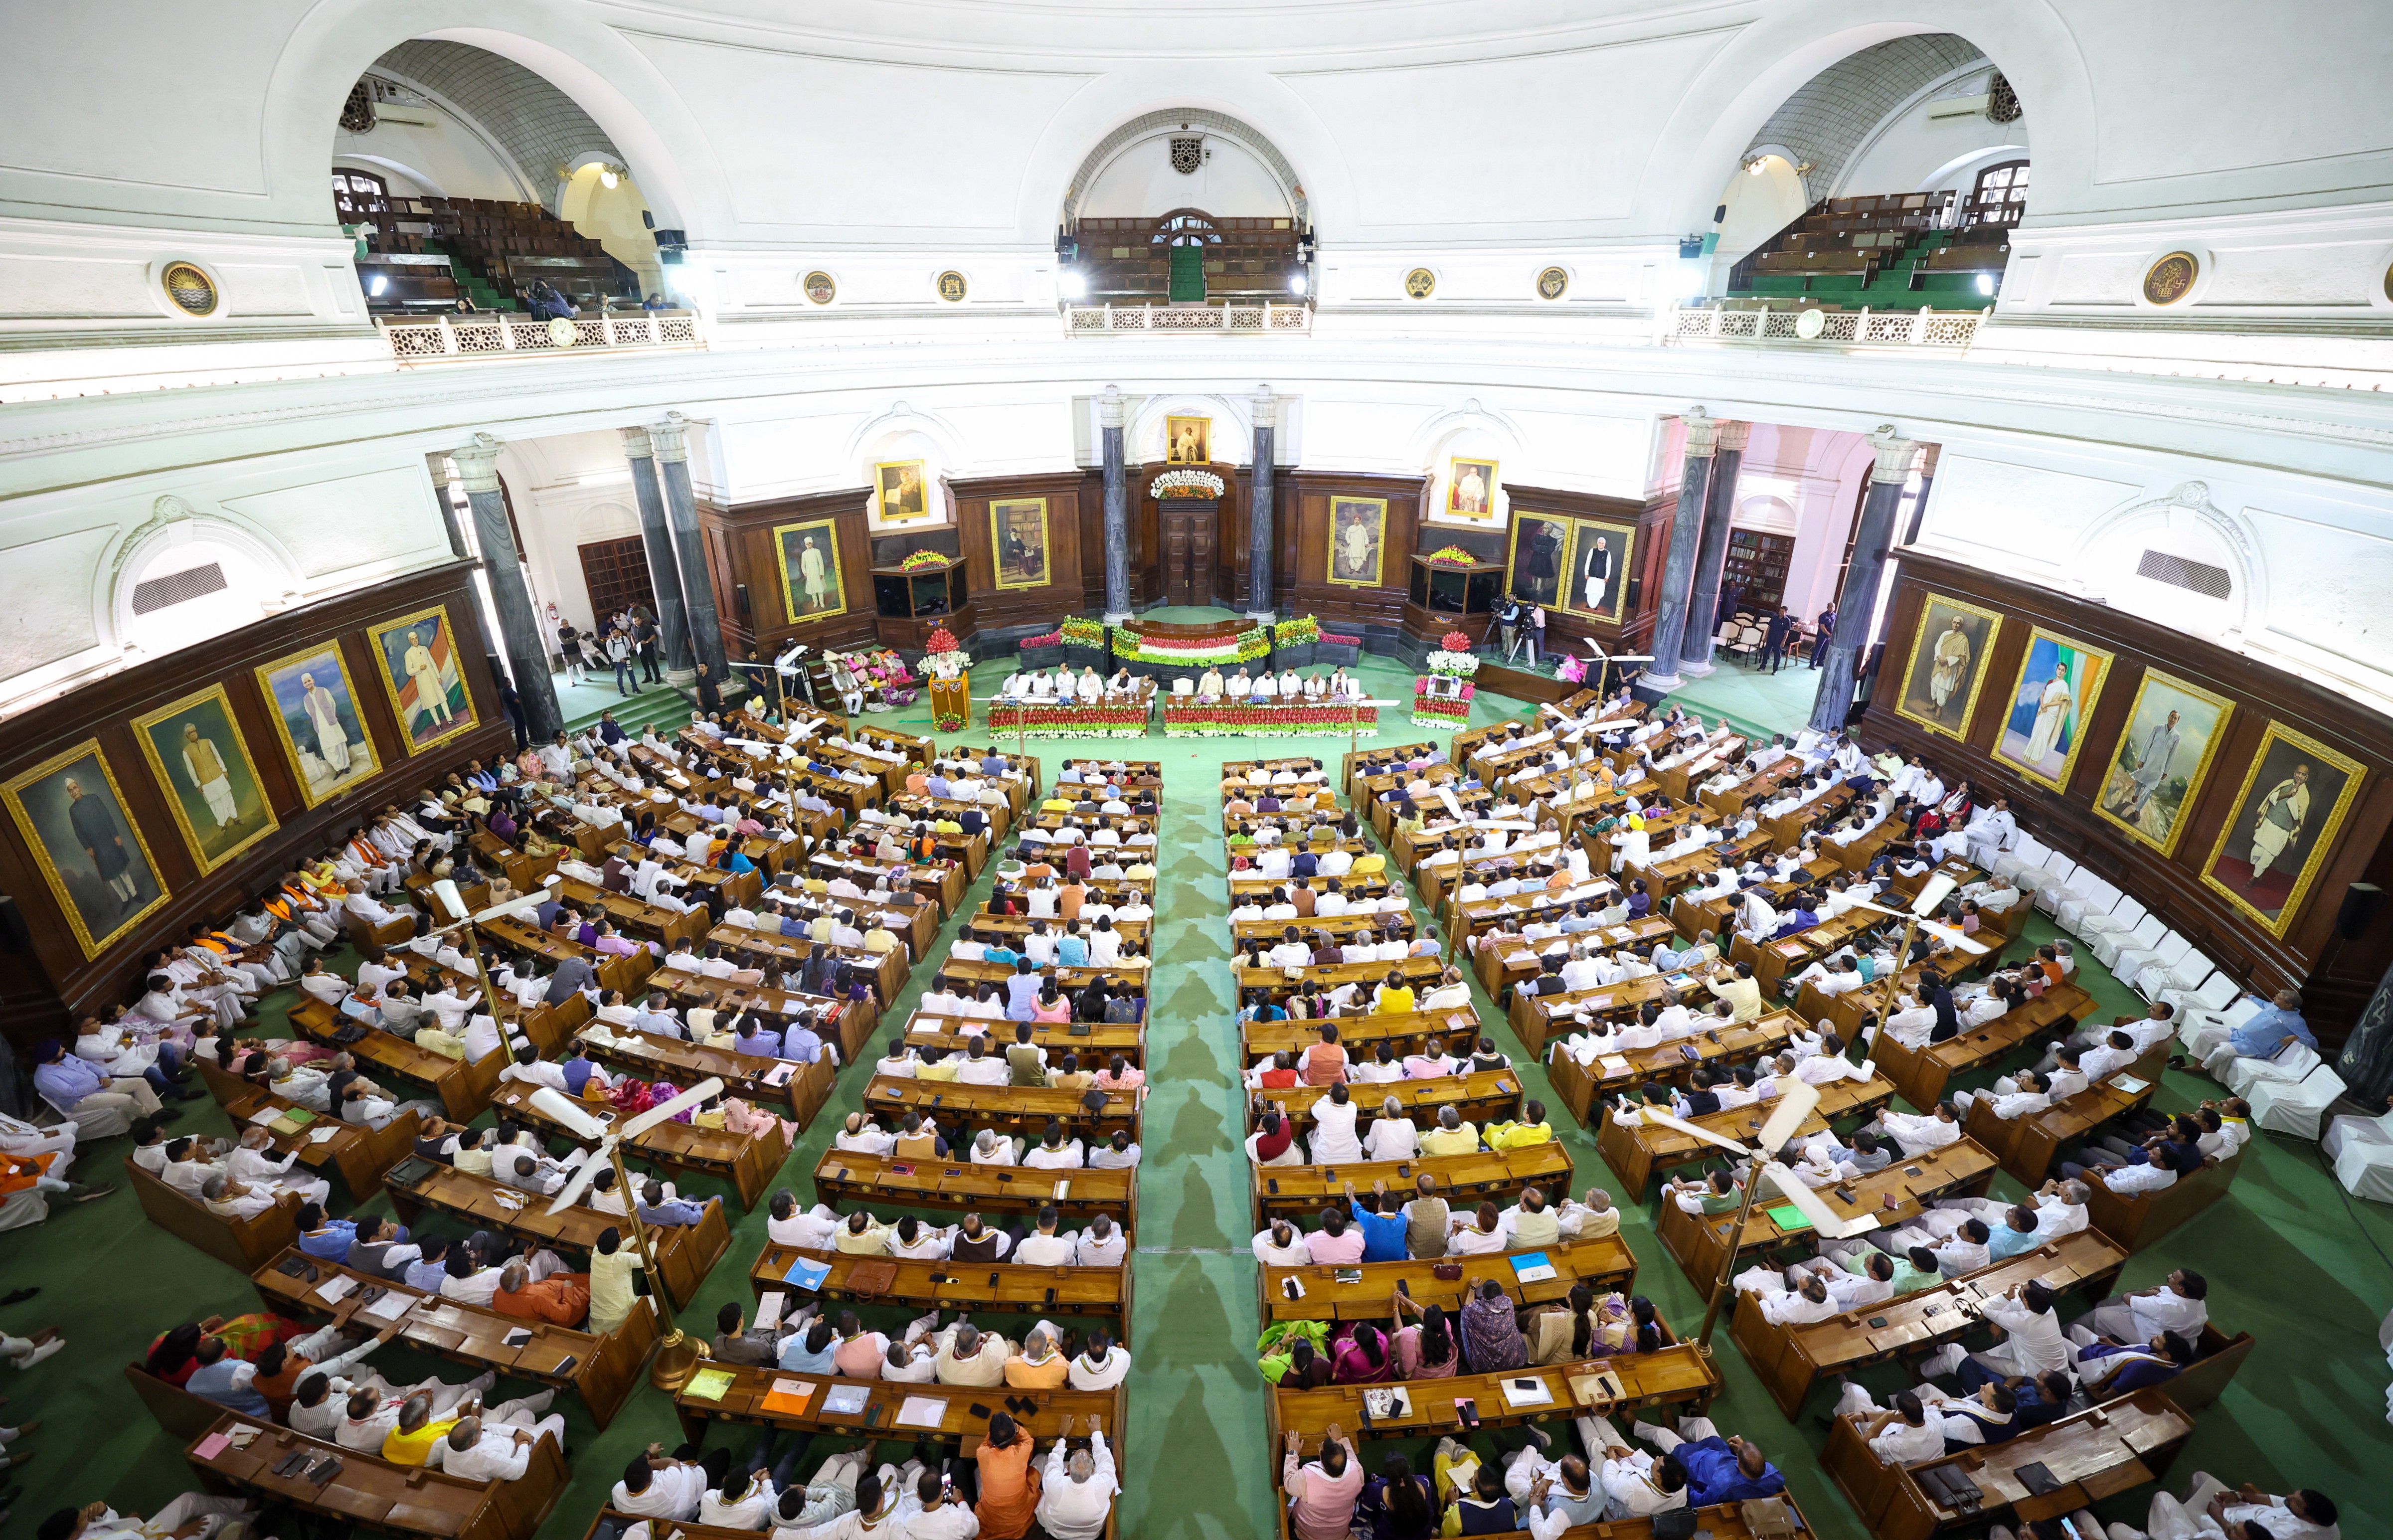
(2136, 549, 2232, 599)
(131, 563, 229, 615)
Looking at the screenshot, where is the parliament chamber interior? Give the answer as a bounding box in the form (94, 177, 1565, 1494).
(5, 6, 2393, 1540)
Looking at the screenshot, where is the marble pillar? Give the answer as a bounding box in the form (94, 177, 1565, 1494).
(1100, 386, 1131, 622)
(452, 432, 562, 740)
(1636, 407, 1719, 695)
(1810, 427, 1918, 733)
(622, 427, 693, 679)
(652, 412, 729, 683)
(1679, 418, 1749, 675)
(1248, 387, 1278, 619)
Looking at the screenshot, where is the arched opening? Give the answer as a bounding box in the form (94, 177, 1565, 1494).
(1058, 113, 1310, 304)
(117, 530, 290, 661)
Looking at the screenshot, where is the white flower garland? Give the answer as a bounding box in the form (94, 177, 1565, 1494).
(1152, 468, 1227, 499)
(1426, 649, 1481, 678)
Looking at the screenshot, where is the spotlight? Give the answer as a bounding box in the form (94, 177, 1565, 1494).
(1289, 273, 1308, 296)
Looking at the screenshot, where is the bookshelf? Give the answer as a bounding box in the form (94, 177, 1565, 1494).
(1722, 528, 1795, 614)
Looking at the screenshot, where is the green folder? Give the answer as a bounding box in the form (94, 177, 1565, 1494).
(1765, 1204, 1810, 1230)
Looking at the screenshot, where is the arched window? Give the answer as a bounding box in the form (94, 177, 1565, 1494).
(1967, 161, 2029, 227)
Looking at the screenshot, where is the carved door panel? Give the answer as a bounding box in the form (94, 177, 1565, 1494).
(1160, 509, 1216, 606)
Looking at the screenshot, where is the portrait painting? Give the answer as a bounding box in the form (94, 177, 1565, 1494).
(368, 603, 477, 754)
(3, 740, 170, 958)
(1166, 416, 1212, 466)
(1894, 593, 2004, 740)
(1446, 458, 1498, 519)
(875, 460, 931, 523)
(1991, 628, 2112, 792)
(1326, 496, 1386, 588)
(2200, 721, 2364, 936)
(776, 519, 850, 622)
(990, 498, 1050, 590)
(1564, 519, 1637, 622)
(255, 641, 379, 809)
(2092, 668, 2233, 857)
(132, 683, 278, 872)
(1505, 512, 1571, 608)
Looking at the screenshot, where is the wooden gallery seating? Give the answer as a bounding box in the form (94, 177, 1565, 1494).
(1257, 1235, 1636, 1326)
(252, 1244, 659, 1427)
(288, 997, 507, 1122)
(752, 1242, 1135, 1345)
(183, 1411, 567, 1540)
(904, 1012, 1146, 1070)
(487, 1080, 786, 1211)
(2085, 1144, 2246, 1252)
(1731, 1229, 2132, 1418)
(814, 1150, 1138, 1231)
(1861, 987, 2097, 1113)
(1819, 1388, 2193, 1540)
(1595, 1069, 1898, 1199)
(385, 1162, 729, 1309)
(1252, 1069, 1522, 1139)
(673, 1363, 1126, 1477)
(1545, 1011, 1805, 1128)
(862, 1075, 1142, 1143)
(191, 1064, 420, 1201)
(579, 1023, 840, 1134)
(127, 1148, 328, 1272)
(1965, 1071, 2161, 1188)
(1242, 1007, 1482, 1069)
(1278, 1502, 1811, 1540)
(1250, 1144, 1574, 1230)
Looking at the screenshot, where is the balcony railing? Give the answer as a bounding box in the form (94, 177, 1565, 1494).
(1670, 303, 1987, 350)
(376, 310, 703, 363)
(1064, 301, 1311, 336)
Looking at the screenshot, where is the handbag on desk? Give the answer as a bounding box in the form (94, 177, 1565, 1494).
(844, 1260, 898, 1298)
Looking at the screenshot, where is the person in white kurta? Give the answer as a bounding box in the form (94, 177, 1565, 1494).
(2025, 672, 2072, 762)
(179, 722, 239, 827)
(797, 537, 829, 609)
(1308, 1090, 1365, 1164)
(403, 633, 453, 726)
(1927, 620, 1972, 712)
(2247, 766, 2313, 877)
(300, 674, 350, 774)
(1077, 668, 1104, 703)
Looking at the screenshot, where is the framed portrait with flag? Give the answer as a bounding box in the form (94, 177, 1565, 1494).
(368, 604, 478, 755)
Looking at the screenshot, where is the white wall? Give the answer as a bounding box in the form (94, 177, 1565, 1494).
(1838, 66, 2028, 199)
(1078, 136, 1290, 221)
(1713, 156, 1811, 268)
(333, 103, 528, 205)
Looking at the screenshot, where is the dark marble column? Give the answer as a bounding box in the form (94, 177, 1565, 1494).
(1247, 387, 1278, 619)
(1099, 386, 1131, 621)
(652, 412, 728, 682)
(452, 433, 562, 740)
(1871, 442, 1940, 654)
(622, 427, 693, 679)
(1679, 418, 1749, 675)
(1636, 408, 1719, 696)
(1810, 427, 1918, 733)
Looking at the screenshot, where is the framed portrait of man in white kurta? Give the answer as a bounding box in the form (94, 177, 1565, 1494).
(1991, 627, 2111, 792)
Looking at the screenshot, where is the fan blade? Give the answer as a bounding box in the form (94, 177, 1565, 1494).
(1846, 899, 1902, 917)
(1754, 1078, 1822, 1151)
(1632, 1105, 1756, 1157)
(1582, 640, 1609, 658)
(543, 1135, 618, 1215)
(1756, 1161, 1880, 1238)
(622, 1076, 727, 1137)
(1610, 655, 1656, 663)
(529, 1086, 615, 1142)
(1917, 920, 1991, 955)
(1469, 820, 1538, 831)
(1437, 786, 1465, 823)
(788, 718, 828, 740)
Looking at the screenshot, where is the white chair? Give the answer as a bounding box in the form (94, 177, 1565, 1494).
(2034, 855, 2082, 917)
(2161, 967, 2237, 1027)
(2093, 911, 2166, 972)
(40, 1089, 130, 1142)
(0, 1186, 47, 1231)
(1994, 836, 2052, 889)
(1714, 620, 1740, 645)
(2225, 1039, 2320, 1096)
(2054, 874, 2120, 933)
(2127, 934, 2199, 1000)
(2074, 888, 2143, 941)
(2325, 1107, 2393, 1203)
(2120, 931, 2193, 997)
(1171, 678, 1194, 696)
(2247, 1064, 2346, 1141)
(2179, 993, 2264, 1061)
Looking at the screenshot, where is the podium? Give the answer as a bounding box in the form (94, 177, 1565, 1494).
(928, 674, 971, 733)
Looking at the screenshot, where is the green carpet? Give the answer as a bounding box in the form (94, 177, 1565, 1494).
(6, 665, 2389, 1540)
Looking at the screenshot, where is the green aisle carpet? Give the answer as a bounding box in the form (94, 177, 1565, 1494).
(4, 656, 2389, 1540)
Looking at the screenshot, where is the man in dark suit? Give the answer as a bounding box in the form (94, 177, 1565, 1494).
(546, 953, 597, 1001)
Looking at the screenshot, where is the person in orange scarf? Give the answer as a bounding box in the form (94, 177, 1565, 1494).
(489, 1261, 590, 1327)
(971, 1411, 1041, 1539)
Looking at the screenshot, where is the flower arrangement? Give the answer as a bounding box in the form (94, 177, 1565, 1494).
(1059, 616, 1106, 646)
(1411, 676, 1475, 726)
(898, 550, 952, 571)
(1236, 630, 1272, 663)
(1106, 626, 1269, 667)
(1152, 468, 1226, 500)
(1441, 630, 1474, 652)
(1427, 630, 1481, 679)
(1162, 701, 1378, 738)
(1273, 615, 1320, 646)
(1423, 546, 1478, 566)
(921, 628, 970, 681)
(986, 701, 1150, 738)
(1319, 629, 1362, 646)
(1019, 629, 1062, 648)
(933, 710, 969, 732)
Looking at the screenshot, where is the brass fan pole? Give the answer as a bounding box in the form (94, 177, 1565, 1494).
(605, 1140, 700, 1389)
(1694, 1143, 1769, 1351)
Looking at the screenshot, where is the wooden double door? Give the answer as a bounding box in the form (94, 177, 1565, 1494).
(1159, 503, 1218, 607)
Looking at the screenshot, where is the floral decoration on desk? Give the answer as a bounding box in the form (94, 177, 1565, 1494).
(898, 549, 953, 571)
(1427, 632, 1481, 678)
(986, 701, 1152, 737)
(1152, 468, 1226, 499)
(921, 628, 970, 681)
(1422, 546, 1479, 566)
(1162, 701, 1378, 737)
(1108, 626, 1270, 667)
(1273, 615, 1319, 646)
(1059, 616, 1106, 646)
(1411, 676, 1475, 726)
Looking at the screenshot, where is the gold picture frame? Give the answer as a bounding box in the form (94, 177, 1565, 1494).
(254, 640, 380, 810)
(1326, 496, 1387, 587)
(1504, 511, 1570, 609)
(1562, 518, 1637, 623)
(990, 498, 1051, 590)
(1893, 592, 2005, 742)
(874, 460, 932, 523)
(3, 738, 172, 958)
(1989, 626, 2113, 794)
(367, 602, 479, 756)
(131, 682, 279, 873)
(2198, 720, 2366, 938)
(1446, 457, 1498, 519)
(775, 518, 850, 622)
(1165, 416, 1212, 466)
(2090, 668, 2234, 858)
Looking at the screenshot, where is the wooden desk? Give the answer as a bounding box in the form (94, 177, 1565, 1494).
(808, 850, 967, 917)
(183, 1413, 565, 1540)
(862, 1074, 1142, 1142)
(1241, 1006, 1485, 1066)
(1251, 1144, 1573, 1229)
(1233, 913, 1415, 948)
(487, 1079, 785, 1210)
(1253, 1069, 1522, 1136)
(674, 1363, 1124, 1461)
(1258, 1235, 1636, 1324)
(969, 912, 1153, 952)
(1509, 972, 1686, 1062)
(1233, 955, 1444, 1006)
(1475, 916, 1675, 1002)
(1870, 987, 2094, 1113)
(1657, 1137, 2001, 1292)
(2085, 1145, 2244, 1253)
(751, 1243, 1134, 1343)
(1823, 1388, 2190, 1540)
(192, 1063, 417, 1201)
(646, 968, 880, 1065)
(705, 920, 908, 1007)
(1270, 1348, 1718, 1458)
(252, 1244, 657, 1427)
(903, 1012, 1145, 1069)
(476, 913, 653, 1000)
(1544, 1010, 1802, 1127)
(740, 886, 942, 960)
(580, 1022, 839, 1134)
(1731, 1228, 2129, 1419)
(935, 959, 1152, 1009)
(814, 1149, 1136, 1229)
(1592, 1066, 1895, 1198)
(127, 1156, 301, 1272)
(384, 1161, 727, 1310)
(1731, 908, 1879, 997)
(1342, 742, 1440, 797)
(551, 874, 708, 952)
(1965, 1063, 2162, 1187)
(288, 998, 505, 1123)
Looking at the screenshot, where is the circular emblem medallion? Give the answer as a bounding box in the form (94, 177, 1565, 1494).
(2143, 252, 2199, 306)
(804, 271, 836, 305)
(1535, 266, 1568, 301)
(1404, 267, 1436, 300)
(935, 270, 967, 303)
(162, 261, 218, 317)
(546, 316, 579, 347)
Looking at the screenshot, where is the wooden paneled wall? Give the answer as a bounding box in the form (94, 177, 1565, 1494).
(1498, 484, 1677, 656)
(951, 472, 1093, 632)
(699, 490, 881, 659)
(1281, 471, 1428, 632)
(0, 563, 513, 1048)
(1863, 554, 2393, 1044)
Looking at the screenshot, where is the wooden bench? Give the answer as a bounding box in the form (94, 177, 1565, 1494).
(126, 1157, 302, 1271)
(814, 1149, 1136, 1230)
(1474, 915, 1675, 1003)
(752, 1242, 1135, 1344)
(1731, 1229, 2130, 1418)
(900, 1012, 1145, 1069)
(1242, 1005, 1486, 1067)
(862, 1074, 1142, 1143)
(580, 1023, 839, 1134)
(1270, 1344, 1718, 1457)
(191, 1065, 419, 1201)
(1964, 1065, 2162, 1187)
(1258, 1234, 1636, 1324)
(1251, 1144, 1573, 1230)
(183, 1411, 567, 1540)
(252, 1243, 659, 1426)
(1547, 1011, 1803, 1130)
(1253, 1069, 1522, 1137)
(645, 968, 880, 1065)
(486, 1079, 785, 1210)
(288, 998, 507, 1123)
(2085, 1144, 2244, 1252)
(672, 1363, 1125, 1461)
(384, 1160, 727, 1310)
(1868, 987, 2095, 1112)
(1593, 1067, 1896, 1198)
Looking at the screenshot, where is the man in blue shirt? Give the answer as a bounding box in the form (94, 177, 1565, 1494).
(1628, 1417, 1786, 1504)
(732, 1018, 784, 1058)
(1985, 1204, 2045, 1261)
(296, 1203, 359, 1260)
(782, 1019, 824, 1064)
(2201, 988, 2317, 1079)
(1342, 1181, 1408, 1262)
(184, 1335, 274, 1417)
(637, 1178, 713, 1228)
(33, 1038, 165, 1121)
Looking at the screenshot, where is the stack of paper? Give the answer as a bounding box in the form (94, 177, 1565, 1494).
(308, 1127, 342, 1144)
(895, 1396, 949, 1429)
(1499, 1377, 1553, 1409)
(684, 1368, 736, 1402)
(359, 1290, 414, 1325)
(821, 1385, 870, 1416)
(314, 1275, 358, 1305)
